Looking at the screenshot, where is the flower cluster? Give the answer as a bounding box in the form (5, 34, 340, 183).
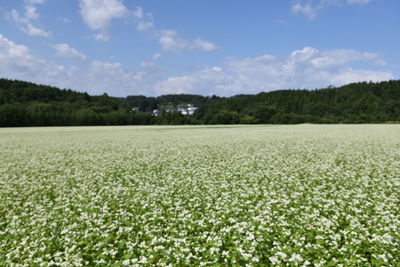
(0, 125, 399, 266)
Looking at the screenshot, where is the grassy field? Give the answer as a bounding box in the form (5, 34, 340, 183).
(0, 125, 399, 266)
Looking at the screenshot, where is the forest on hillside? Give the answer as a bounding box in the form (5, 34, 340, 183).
(0, 78, 399, 126)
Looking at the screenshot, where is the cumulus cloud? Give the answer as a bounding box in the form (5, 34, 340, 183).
(1, 34, 390, 97)
(291, 0, 372, 19)
(52, 43, 86, 61)
(155, 66, 233, 95)
(347, 0, 371, 4)
(158, 30, 218, 53)
(0, 34, 69, 84)
(153, 53, 162, 60)
(62, 18, 72, 23)
(291, 2, 317, 19)
(9, 0, 51, 38)
(155, 47, 392, 96)
(192, 39, 219, 52)
(84, 63, 156, 96)
(140, 61, 155, 68)
(130, 6, 219, 53)
(78, 0, 129, 41)
(139, 53, 162, 69)
(25, 0, 46, 4)
(82, 61, 158, 95)
(24, 5, 39, 20)
(330, 69, 390, 85)
(0, 34, 157, 96)
(158, 30, 189, 53)
(133, 6, 154, 31)
(94, 33, 109, 42)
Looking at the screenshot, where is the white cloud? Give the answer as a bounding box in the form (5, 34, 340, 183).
(24, 5, 39, 20)
(78, 0, 129, 41)
(25, 0, 46, 4)
(133, 6, 154, 31)
(310, 49, 385, 68)
(192, 39, 219, 52)
(140, 61, 155, 68)
(52, 43, 86, 61)
(330, 69, 391, 85)
(291, 0, 372, 19)
(158, 30, 189, 53)
(347, 0, 371, 4)
(83, 61, 158, 95)
(130, 6, 218, 53)
(291, 2, 317, 19)
(132, 6, 144, 19)
(155, 47, 392, 96)
(0, 34, 68, 83)
(94, 33, 109, 42)
(0, 34, 158, 96)
(0, 34, 31, 59)
(155, 66, 233, 95)
(23, 23, 51, 38)
(158, 30, 218, 53)
(153, 53, 162, 60)
(62, 17, 72, 23)
(2, 34, 390, 97)
(9, 1, 51, 38)
(140, 53, 162, 69)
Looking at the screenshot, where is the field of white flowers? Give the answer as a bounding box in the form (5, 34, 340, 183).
(0, 125, 399, 266)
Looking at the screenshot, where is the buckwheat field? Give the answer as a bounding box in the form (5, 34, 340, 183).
(0, 125, 399, 266)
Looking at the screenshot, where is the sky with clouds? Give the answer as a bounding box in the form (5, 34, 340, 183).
(0, 0, 399, 96)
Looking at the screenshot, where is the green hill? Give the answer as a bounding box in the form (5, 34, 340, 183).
(194, 81, 400, 124)
(0, 79, 152, 126)
(1, 78, 399, 126)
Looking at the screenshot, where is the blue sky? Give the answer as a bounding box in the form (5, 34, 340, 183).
(0, 0, 399, 96)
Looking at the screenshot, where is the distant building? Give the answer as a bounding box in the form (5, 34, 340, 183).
(152, 109, 160, 116)
(177, 107, 187, 115)
(187, 106, 197, 115)
(177, 104, 198, 116)
(153, 104, 197, 116)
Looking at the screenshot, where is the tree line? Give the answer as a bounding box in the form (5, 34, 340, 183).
(0, 78, 399, 127)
